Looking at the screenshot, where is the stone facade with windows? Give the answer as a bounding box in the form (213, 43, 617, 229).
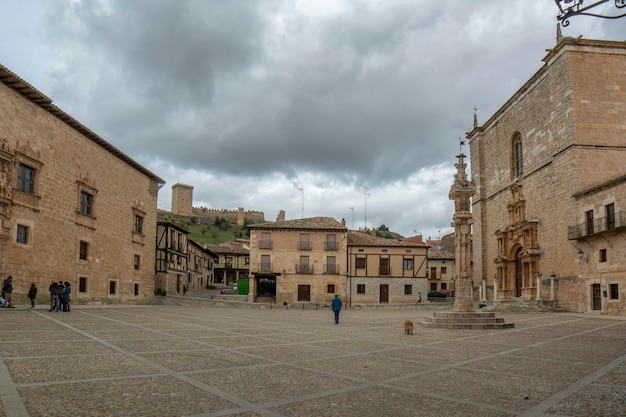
(248, 217, 348, 306)
(205, 241, 249, 287)
(468, 36, 626, 315)
(427, 233, 456, 296)
(0, 64, 164, 303)
(348, 231, 429, 305)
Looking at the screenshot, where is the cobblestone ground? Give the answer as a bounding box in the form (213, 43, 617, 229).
(0, 303, 624, 417)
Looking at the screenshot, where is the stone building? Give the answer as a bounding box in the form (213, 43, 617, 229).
(188, 240, 217, 291)
(204, 241, 250, 287)
(468, 36, 626, 315)
(426, 233, 456, 296)
(248, 217, 348, 305)
(0, 64, 164, 302)
(347, 231, 429, 305)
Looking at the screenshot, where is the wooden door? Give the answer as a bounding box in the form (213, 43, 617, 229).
(592, 284, 601, 310)
(380, 284, 389, 303)
(298, 285, 310, 302)
(515, 249, 523, 297)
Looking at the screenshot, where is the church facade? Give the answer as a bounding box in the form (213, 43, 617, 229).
(468, 36, 626, 315)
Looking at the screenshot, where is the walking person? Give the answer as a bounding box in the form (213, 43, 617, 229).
(49, 281, 60, 312)
(62, 281, 71, 312)
(2, 276, 14, 308)
(417, 292, 422, 304)
(28, 283, 37, 308)
(182, 284, 187, 296)
(331, 294, 342, 324)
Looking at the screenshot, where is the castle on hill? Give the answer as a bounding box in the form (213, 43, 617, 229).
(164, 183, 265, 226)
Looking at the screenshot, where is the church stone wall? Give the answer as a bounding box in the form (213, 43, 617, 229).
(469, 38, 626, 314)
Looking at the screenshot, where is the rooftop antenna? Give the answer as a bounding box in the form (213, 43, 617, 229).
(360, 185, 370, 229)
(297, 187, 304, 218)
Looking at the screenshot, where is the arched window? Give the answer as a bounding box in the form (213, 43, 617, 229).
(511, 132, 523, 179)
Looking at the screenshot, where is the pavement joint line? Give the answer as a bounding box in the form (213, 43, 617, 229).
(4, 308, 621, 417)
(32, 310, 289, 417)
(383, 318, 626, 384)
(516, 351, 626, 417)
(32, 309, 521, 416)
(0, 359, 29, 417)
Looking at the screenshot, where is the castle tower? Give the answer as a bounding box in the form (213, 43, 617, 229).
(237, 207, 245, 227)
(448, 152, 476, 312)
(171, 183, 193, 217)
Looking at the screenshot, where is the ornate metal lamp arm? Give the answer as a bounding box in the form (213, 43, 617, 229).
(555, 0, 626, 26)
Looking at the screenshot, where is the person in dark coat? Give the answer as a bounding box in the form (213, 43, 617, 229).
(331, 294, 342, 324)
(28, 283, 37, 308)
(58, 281, 65, 312)
(62, 281, 71, 312)
(49, 282, 60, 312)
(2, 276, 14, 308)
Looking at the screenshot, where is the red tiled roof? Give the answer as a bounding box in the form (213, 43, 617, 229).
(204, 244, 249, 255)
(348, 231, 429, 248)
(249, 217, 346, 231)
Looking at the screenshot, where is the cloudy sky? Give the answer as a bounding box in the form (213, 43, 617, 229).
(1, 1, 625, 239)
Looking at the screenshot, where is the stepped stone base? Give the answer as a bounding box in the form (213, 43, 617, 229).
(485, 299, 566, 313)
(418, 311, 514, 330)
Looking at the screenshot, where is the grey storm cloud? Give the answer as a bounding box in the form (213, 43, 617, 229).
(4, 0, 626, 237)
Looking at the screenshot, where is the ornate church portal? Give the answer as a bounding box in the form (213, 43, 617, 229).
(494, 183, 540, 300)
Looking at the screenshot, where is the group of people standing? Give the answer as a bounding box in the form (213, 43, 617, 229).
(49, 281, 71, 312)
(1, 277, 70, 311)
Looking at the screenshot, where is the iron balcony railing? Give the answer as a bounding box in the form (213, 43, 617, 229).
(298, 241, 312, 250)
(324, 264, 340, 274)
(296, 263, 314, 274)
(568, 211, 626, 240)
(324, 242, 338, 251)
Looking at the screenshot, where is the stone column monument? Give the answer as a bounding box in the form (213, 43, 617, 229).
(419, 148, 513, 329)
(448, 152, 475, 312)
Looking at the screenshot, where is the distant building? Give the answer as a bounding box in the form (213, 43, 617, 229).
(188, 240, 217, 291)
(155, 221, 188, 295)
(468, 36, 626, 315)
(348, 231, 429, 305)
(0, 63, 164, 302)
(248, 217, 348, 305)
(426, 233, 456, 296)
(204, 241, 250, 287)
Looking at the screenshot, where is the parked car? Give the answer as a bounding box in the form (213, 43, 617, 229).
(427, 291, 448, 301)
(221, 284, 238, 294)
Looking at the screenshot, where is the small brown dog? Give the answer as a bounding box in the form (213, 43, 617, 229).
(404, 320, 414, 335)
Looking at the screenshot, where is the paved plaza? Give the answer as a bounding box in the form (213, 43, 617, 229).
(0, 303, 624, 417)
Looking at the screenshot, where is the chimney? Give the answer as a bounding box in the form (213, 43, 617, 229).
(341, 218, 346, 228)
(276, 210, 285, 222)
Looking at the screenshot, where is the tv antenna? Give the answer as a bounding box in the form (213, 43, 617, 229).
(297, 187, 304, 218)
(360, 185, 370, 229)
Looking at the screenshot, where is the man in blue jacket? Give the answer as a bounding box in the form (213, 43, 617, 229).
(331, 294, 342, 324)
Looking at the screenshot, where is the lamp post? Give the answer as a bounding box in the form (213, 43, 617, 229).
(555, 0, 626, 26)
(493, 274, 498, 302)
(535, 273, 542, 301)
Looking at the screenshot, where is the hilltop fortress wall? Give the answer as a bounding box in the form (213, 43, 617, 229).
(168, 183, 265, 226)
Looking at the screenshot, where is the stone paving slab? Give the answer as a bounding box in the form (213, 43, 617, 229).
(0, 306, 624, 416)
